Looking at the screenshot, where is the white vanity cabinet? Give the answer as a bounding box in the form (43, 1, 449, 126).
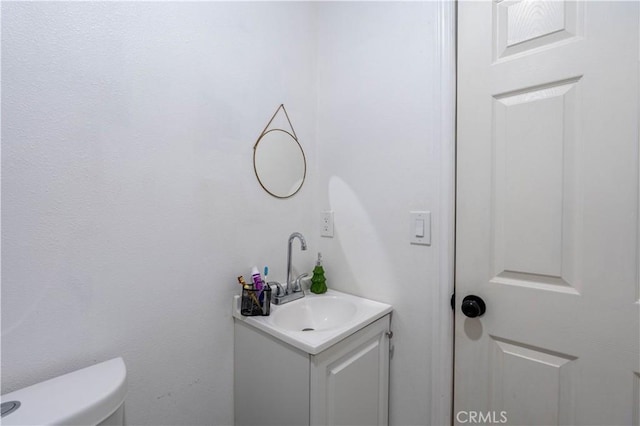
(234, 314, 391, 426)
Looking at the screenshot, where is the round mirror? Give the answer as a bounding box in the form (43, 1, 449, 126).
(253, 129, 306, 198)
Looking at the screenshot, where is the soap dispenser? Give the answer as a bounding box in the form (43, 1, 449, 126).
(310, 252, 327, 294)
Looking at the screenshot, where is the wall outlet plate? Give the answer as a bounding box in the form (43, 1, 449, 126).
(321, 210, 334, 237)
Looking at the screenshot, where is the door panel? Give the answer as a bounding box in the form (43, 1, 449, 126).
(490, 337, 578, 425)
(456, 1, 640, 425)
(492, 78, 580, 287)
(494, 0, 582, 61)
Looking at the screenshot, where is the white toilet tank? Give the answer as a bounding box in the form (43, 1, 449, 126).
(1, 357, 127, 426)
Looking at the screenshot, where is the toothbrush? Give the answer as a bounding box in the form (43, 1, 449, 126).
(262, 266, 270, 314)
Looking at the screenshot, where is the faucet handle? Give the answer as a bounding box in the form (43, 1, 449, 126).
(293, 273, 309, 292)
(270, 281, 286, 297)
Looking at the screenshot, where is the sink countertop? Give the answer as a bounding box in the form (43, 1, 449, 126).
(232, 289, 393, 355)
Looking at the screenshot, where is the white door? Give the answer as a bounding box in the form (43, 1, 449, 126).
(455, 1, 640, 425)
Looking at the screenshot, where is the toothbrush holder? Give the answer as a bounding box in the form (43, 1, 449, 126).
(240, 286, 271, 316)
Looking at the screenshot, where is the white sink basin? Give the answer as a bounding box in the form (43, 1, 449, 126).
(271, 296, 358, 332)
(232, 289, 392, 354)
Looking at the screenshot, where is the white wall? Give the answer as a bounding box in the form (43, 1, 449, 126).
(1, 2, 317, 425)
(2, 2, 455, 425)
(314, 3, 454, 425)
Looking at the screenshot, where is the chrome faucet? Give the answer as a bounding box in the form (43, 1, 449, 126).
(287, 232, 307, 292)
(273, 232, 307, 305)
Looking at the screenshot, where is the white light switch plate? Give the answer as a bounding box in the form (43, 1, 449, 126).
(410, 211, 431, 245)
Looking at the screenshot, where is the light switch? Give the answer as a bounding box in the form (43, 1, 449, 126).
(410, 211, 431, 245)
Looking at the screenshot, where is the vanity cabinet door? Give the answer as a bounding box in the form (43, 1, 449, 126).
(310, 315, 390, 426)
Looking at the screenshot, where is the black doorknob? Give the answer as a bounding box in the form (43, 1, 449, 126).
(461, 295, 486, 318)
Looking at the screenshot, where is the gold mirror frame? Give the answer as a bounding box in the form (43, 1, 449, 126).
(252, 105, 307, 199)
